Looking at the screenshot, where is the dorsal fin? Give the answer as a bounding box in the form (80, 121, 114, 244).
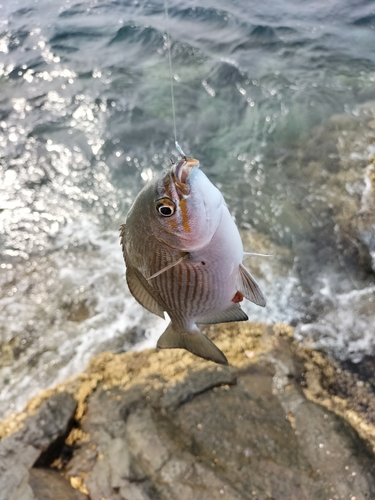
(237, 263, 266, 307)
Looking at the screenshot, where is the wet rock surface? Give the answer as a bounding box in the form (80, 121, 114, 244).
(268, 101, 375, 360)
(1, 323, 375, 500)
(290, 101, 375, 275)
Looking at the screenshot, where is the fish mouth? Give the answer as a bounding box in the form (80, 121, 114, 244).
(173, 157, 200, 196)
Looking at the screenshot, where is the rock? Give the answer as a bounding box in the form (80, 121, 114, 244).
(160, 364, 237, 410)
(280, 102, 375, 358)
(0, 391, 77, 500)
(295, 101, 375, 275)
(29, 468, 87, 500)
(75, 322, 375, 499)
(2, 323, 375, 500)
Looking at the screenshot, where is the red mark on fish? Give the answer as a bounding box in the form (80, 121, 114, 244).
(231, 291, 244, 303)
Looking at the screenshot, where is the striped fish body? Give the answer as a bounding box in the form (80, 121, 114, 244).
(151, 206, 243, 324)
(121, 158, 265, 364)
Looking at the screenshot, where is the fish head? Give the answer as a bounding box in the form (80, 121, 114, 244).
(152, 157, 224, 251)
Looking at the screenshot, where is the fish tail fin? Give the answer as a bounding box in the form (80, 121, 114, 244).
(157, 323, 228, 365)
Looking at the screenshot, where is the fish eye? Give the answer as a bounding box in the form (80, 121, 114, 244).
(155, 198, 176, 217)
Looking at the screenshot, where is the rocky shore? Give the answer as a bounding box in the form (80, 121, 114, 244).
(1, 322, 375, 500)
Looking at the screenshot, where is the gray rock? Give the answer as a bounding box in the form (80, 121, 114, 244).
(29, 468, 87, 500)
(0, 392, 77, 500)
(62, 328, 375, 500)
(160, 365, 237, 410)
(2, 324, 375, 500)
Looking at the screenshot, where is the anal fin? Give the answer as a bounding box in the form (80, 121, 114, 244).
(237, 263, 266, 307)
(126, 267, 165, 319)
(196, 304, 248, 325)
(157, 323, 228, 365)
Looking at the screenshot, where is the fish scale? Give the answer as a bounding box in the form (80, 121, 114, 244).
(121, 157, 266, 364)
(154, 261, 213, 323)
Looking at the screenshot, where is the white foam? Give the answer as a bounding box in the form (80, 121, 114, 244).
(0, 219, 164, 418)
(243, 256, 300, 325)
(295, 281, 375, 361)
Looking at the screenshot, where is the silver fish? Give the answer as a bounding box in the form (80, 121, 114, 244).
(120, 157, 265, 365)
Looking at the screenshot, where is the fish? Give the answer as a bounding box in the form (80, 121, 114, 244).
(120, 156, 266, 365)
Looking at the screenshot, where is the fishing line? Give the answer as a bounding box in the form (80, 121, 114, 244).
(164, 0, 185, 157)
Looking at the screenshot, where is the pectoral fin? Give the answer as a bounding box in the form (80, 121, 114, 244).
(157, 323, 228, 365)
(126, 267, 165, 319)
(237, 263, 266, 307)
(243, 252, 272, 258)
(147, 253, 189, 281)
(196, 304, 248, 325)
